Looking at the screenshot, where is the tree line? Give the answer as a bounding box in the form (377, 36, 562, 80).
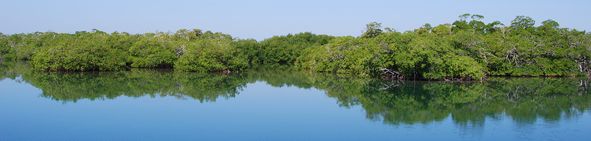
(0, 14, 590, 80)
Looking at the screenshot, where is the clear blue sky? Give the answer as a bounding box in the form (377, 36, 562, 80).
(1, 0, 589, 40)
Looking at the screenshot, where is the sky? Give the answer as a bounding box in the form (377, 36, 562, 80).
(0, 0, 589, 40)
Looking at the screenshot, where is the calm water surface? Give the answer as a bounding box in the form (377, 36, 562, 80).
(1, 63, 590, 141)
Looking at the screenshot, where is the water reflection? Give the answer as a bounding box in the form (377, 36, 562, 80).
(1, 62, 590, 126)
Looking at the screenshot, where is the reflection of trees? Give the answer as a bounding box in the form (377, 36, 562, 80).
(0, 62, 28, 81)
(23, 70, 248, 102)
(315, 78, 591, 126)
(2, 63, 591, 125)
(246, 68, 591, 125)
(1, 62, 248, 102)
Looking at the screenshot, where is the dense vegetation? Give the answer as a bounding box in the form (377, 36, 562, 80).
(1, 14, 590, 80)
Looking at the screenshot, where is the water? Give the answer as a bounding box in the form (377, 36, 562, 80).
(1, 63, 590, 141)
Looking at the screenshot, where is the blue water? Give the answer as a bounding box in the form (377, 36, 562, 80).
(1, 67, 591, 141)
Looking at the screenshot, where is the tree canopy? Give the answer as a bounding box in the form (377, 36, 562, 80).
(1, 14, 590, 80)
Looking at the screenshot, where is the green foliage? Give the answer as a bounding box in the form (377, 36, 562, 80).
(7, 29, 249, 73)
(361, 22, 384, 38)
(422, 54, 485, 80)
(0, 33, 13, 60)
(297, 36, 385, 76)
(6, 32, 61, 60)
(259, 32, 334, 65)
(30, 31, 128, 71)
(511, 16, 536, 29)
(174, 38, 248, 72)
(128, 37, 177, 68)
(392, 34, 485, 80)
(2, 14, 590, 80)
(298, 14, 588, 80)
(233, 39, 261, 65)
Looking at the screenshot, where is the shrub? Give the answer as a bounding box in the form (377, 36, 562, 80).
(128, 38, 177, 68)
(174, 39, 248, 72)
(30, 33, 127, 71)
